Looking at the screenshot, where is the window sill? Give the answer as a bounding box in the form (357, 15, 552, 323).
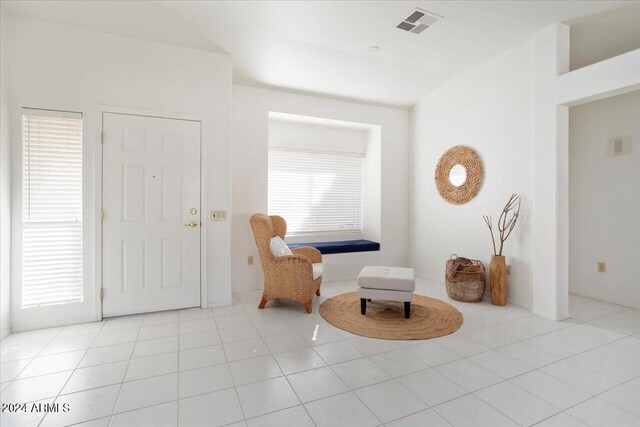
(288, 239, 380, 255)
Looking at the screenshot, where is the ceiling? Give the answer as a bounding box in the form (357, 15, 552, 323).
(2, 1, 635, 108)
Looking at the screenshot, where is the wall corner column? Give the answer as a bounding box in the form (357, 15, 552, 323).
(532, 23, 571, 321)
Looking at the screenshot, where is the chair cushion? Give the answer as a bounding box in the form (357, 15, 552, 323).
(312, 263, 323, 280)
(288, 240, 380, 254)
(270, 236, 293, 257)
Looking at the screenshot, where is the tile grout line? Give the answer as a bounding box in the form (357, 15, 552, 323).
(424, 329, 640, 425)
(234, 293, 319, 426)
(279, 360, 320, 427)
(62, 326, 189, 426)
(559, 373, 640, 419)
(106, 317, 145, 426)
(11, 333, 343, 409)
(212, 289, 640, 425)
(3, 327, 68, 426)
(309, 286, 639, 424)
(223, 301, 250, 424)
(65, 400, 172, 427)
(37, 320, 108, 427)
(458, 335, 631, 402)
(321, 348, 385, 425)
(4, 285, 640, 427)
(529, 372, 640, 426)
(234, 288, 640, 423)
(2, 324, 68, 378)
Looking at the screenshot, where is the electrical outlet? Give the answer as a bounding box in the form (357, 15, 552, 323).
(506, 264, 511, 275)
(607, 135, 632, 157)
(598, 262, 606, 273)
(247, 256, 254, 266)
(211, 210, 227, 221)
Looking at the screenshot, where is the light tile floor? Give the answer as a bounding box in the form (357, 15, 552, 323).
(1, 277, 640, 427)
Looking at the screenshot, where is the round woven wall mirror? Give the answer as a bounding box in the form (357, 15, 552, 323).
(435, 146, 483, 204)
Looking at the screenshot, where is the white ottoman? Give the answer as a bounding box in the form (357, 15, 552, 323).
(357, 266, 415, 319)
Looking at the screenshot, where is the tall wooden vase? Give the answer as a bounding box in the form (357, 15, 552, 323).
(490, 255, 507, 306)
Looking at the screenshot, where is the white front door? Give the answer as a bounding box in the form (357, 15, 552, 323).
(102, 113, 201, 316)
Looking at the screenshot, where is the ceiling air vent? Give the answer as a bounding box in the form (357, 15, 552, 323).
(396, 8, 442, 34)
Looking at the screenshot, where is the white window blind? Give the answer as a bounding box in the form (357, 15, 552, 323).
(22, 109, 83, 308)
(268, 148, 364, 235)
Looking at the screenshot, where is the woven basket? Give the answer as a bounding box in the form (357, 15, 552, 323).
(445, 255, 486, 302)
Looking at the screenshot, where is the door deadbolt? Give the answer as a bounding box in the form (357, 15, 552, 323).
(189, 208, 198, 215)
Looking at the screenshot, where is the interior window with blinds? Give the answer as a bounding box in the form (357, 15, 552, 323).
(268, 148, 364, 235)
(22, 109, 83, 308)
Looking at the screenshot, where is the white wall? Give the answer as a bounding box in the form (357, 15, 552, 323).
(409, 39, 535, 309)
(567, 4, 640, 71)
(569, 90, 640, 308)
(7, 15, 233, 329)
(269, 120, 368, 153)
(0, 7, 11, 339)
(232, 85, 408, 292)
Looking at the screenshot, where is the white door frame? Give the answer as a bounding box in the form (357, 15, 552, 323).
(95, 105, 208, 320)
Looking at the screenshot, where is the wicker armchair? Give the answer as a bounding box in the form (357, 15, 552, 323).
(250, 213, 322, 313)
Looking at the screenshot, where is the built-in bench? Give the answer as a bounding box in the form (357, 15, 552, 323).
(288, 239, 380, 255)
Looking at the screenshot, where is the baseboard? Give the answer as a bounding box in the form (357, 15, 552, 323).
(207, 299, 233, 308)
(531, 309, 570, 321)
(506, 296, 533, 311)
(10, 315, 99, 333)
(0, 327, 10, 341)
(569, 291, 640, 310)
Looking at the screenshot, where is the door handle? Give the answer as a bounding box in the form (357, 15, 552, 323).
(184, 222, 198, 228)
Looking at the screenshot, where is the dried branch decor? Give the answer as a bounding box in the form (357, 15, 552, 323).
(483, 194, 521, 256)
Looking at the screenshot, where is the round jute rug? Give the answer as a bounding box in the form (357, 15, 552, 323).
(319, 292, 463, 340)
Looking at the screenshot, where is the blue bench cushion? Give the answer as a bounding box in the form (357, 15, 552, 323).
(288, 239, 380, 255)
